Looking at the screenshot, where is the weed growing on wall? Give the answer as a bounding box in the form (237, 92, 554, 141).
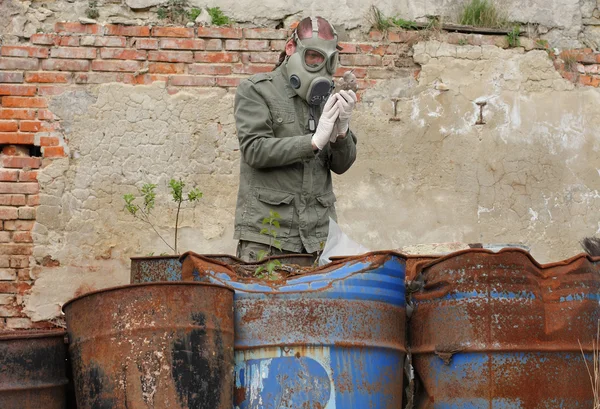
(562, 51, 578, 72)
(86, 0, 100, 20)
(458, 0, 507, 28)
(123, 179, 203, 255)
(368, 6, 419, 32)
(507, 25, 521, 47)
(207, 7, 231, 26)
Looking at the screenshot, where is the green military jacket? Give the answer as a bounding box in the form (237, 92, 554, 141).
(233, 64, 357, 253)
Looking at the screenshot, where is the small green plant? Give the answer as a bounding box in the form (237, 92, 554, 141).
(207, 7, 231, 26)
(86, 0, 100, 20)
(458, 0, 507, 28)
(458, 38, 469, 46)
(123, 179, 203, 255)
(188, 7, 202, 21)
(156, 0, 189, 24)
(507, 25, 521, 47)
(562, 51, 578, 72)
(391, 17, 419, 30)
(535, 39, 549, 49)
(254, 210, 282, 279)
(368, 6, 394, 32)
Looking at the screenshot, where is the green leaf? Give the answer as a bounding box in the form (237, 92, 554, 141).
(272, 220, 280, 229)
(187, 188, 203, 201)
(254, 265, 265, 276)
(262, 217, 270, 225)
(141, 183, 156, 211)
(169, 179, 184, 203)
(271, 211, 281, 220)
(273, 239, 282, 250)
(256, 250, 268, 261)
(259, 228, 269, 235)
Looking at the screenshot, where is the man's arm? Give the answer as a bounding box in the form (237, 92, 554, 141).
(329, 128, 357, 174)
(235, 80, 315, 169)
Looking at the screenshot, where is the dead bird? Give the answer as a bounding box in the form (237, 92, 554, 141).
(335, 70, 358, 93)
(581, 236, 600, 257)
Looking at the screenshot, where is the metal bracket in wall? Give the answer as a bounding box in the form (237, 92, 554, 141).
(475, 101, 487, 125)
(390, 98, 402, 122)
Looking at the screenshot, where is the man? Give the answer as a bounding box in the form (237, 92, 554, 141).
(233, 16, 358, 262)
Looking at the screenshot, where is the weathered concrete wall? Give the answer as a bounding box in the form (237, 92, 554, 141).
(2, 0, 600, 48)
(1, 22, 600, 327)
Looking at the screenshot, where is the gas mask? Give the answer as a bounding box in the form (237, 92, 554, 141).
(284, 17, 340, 106)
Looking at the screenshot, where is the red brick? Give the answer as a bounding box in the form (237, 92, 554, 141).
(4, 220, 34, 231)
(0, 110, 35, 120)
(42, 146, 65, 158)
(37, 110, 54, 120)
(270, 40, 287, 51)
(169, 75, 216, 87)
(100, 48, 147, 60)
(89, 36, 127, 47)
(26, 195, 39, 206)
(148, 63, 185, 74)
(25, 72, 71, 83)
(133, 74, 168, 85)
(356, 78, 379, 89)
(0, 183, 38, 195)
(243, 28, 288, 40)
(1, 46, 49, 59)
(225, 40, 269, 51)
(0, 282, 31, 293)
(151, 27, 194, 37)
(105, 25, 150, 37)
(17, 207, 35, 220)
(12, 256, 29, 268)
(74, 72, 136, 84)
(41, 59, 90, 71)
(0, 72, 23, 83)
(0, 305, 23, 317)
(1, 157, 41, 169)
(57, 36, 80, 47)
(13, 231, 32, 243)
(148, 51, 193, 63)
(159, 38, 205, 50)
(135, 38, 159, 50)
(0, 170, 18, 182)
(0, 207, 18, 219)
(340, 54, 382, 66)
(334, 66, 367, 78)
(369, 31, 384, 41)
(37, 86, 68, 97)
(39, 136, 60, 146)
(55, 22, 101, 34)
(216, 77, 241, 87)
(194, 52, 239, 63)
(19, 171, 37, 182)
(197, 27, 242, 39)
(188, 64, 232, 75)
(0, 58, 38, 71)
(205, 39, 222, 51)
(91, 60, 142, 72)
(19, 121, 42, 132)
(0, 133, 34, 144)
(0, 194, 26, 206)
(1, 97, 47, 108)
(0, 122, 18, 132)
(50, 47, 97, 59)
(232, 64, 273, 75)
(30, 34, 58, 45)
(241, 52, 280, 64)
(0, 85, 37, 96)
(337, 42, 358, 54)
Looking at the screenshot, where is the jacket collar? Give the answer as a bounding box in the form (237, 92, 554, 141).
(277, 64, 299, 99)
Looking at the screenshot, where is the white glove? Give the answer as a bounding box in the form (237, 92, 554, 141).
(311, 95, 340, 150)
(336, 90, 357, 135)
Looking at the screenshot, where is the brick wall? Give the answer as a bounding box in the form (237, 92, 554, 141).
(0, 22, 598, 329)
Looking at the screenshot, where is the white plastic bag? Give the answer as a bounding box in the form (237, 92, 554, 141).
(318, 217, 370, 266)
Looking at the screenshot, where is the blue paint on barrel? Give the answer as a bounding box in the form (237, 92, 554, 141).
(181, 251, 407, 409)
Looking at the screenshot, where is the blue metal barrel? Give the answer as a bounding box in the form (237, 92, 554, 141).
(409, 248, 600, 408)
(181, 251, 407, 409)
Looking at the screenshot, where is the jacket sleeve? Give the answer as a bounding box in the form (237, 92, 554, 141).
(234, 80, 315, 169)
(328, 129, 357, 174)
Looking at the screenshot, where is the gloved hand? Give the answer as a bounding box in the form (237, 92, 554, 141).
(336, 90, 357, 135)
(311, 95, 340, 150)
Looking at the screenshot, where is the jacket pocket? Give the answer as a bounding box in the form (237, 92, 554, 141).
(271, 108, 295, 126)
(250, 188, 295, 238)
(315, 191, 337, 239)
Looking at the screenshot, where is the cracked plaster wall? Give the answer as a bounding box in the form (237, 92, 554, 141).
(2, 0, 600, 48)
(24, 41, 600, 322)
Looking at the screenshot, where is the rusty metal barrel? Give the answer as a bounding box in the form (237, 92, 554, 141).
(0, 329, 68, 409)
(181, 250, 407, 408)
(63, 282, 234, 409)
(409, 248, 600, 408)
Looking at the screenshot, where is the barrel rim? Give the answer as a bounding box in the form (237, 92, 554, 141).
(62, 281, 234, 312)
(0, 329, 66, 341)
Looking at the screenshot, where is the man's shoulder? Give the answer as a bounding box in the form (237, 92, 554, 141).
(248, 72, 274, 84)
